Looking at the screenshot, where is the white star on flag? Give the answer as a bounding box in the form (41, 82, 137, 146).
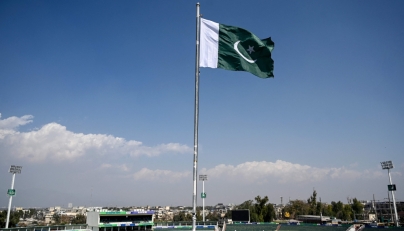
(247, 45, 255, 54)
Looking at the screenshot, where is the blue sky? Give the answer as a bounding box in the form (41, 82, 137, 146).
(1, 0, 403, 208)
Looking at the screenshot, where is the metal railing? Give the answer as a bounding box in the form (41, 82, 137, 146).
(154, 221, 218, 227)
(0, 224, 88, 231)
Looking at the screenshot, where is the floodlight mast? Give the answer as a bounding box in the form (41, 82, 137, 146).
(380, 161, 399, 227)
(199, 175, 207, 222)
(6, 165, 22, 228)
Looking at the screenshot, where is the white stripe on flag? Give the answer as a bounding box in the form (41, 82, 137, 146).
(199, 18, 219, 68)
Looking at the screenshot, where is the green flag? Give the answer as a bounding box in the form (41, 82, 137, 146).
(200, 18, 274, 78)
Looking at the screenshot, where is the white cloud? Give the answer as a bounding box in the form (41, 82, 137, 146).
(128, 160, 389, 184)
(132, 168, 191, 182)
(99, 163, 130, 172)
(100, 163, 113, 169)
(1, 114, 396, 187)
(0, 113, 33, 139)
(0, 113, 33, 130)
(127, 143, 192, 157)
(198, 160, 385, 183)
(0, 114, 192, 163)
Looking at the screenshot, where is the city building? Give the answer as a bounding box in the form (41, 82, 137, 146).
(364, 200, 404, 223)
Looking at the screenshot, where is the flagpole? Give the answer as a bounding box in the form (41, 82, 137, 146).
(192, 3, 201, 231)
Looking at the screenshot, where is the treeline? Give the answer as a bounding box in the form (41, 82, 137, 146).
(0, 210, 20, 228)
(0, 209, 42, 228)
(235, 196, 276, 222)
(171, 209, 222, 222)
(1, 209, 45, 227)
(230, 191, 365, 222)
(168, 196, 277, 222)
(0, 210, 86, 228)
(169, 191, 366, 223)
(52, 213, 86, 225)
(282, 190, 364, 221)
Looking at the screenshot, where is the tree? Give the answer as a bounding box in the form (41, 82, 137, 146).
(0, 211, 6, 228)
(53, 213, 61, 224)
(237, 199, 256, 221)
(16, 210, 24, 219)
(263, 203, 275, 222)
(237, 196, 275, 222)
(28, 209, 37, 219)
(252, 195, 269, 222)
(322, 204, 334, 216)
(205, 211, 219, 221)
(316, 201, 323, 216)
(331, 201, 344, 218)
(60, 215, 72, 224)
(238, 200, 253, 210)
(224, 209, 232, 219)
(342, 204, 353, 221)
(283, 200, 310, 219)
(71, 214, 87, 224)
(196, 209, 202, 221)
(307, 190, 318, 215)
(173, 211, 192, 222)
(351, 198, 364, 220)
(0, 210, 21, 228)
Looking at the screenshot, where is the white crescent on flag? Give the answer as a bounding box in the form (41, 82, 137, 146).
(233, 41, 256, 64)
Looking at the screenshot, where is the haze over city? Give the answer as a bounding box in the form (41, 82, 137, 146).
(1, 0, 403, 208)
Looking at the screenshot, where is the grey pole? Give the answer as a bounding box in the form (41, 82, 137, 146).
(387, 192, 393, 224)
(6, 165, 22, 228)
(387, 169, 399, 227)
(380, 161, 399, 227)
(199, 175, 207, 222)
(192, 3, 201, 231)
(203, 179, 205, 222)
(5, 173, 16, 228)
(373, 194, 378, 222)
(319, 197, 322, 224)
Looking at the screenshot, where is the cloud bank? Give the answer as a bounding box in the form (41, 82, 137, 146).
(0, 113, 396, 186)
(131, 160, 387, 184)
(0, 113, 191, 162)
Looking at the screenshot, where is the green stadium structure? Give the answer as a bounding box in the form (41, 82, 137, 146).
(87, 211, 154, 231)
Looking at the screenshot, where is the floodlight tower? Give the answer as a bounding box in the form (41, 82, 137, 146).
(380, 161, 399, 227)
(6, 165, 22, 228)
(199, 175, 207, 222)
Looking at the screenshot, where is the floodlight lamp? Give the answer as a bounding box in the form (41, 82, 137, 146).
(199, 175, 207, 181)
(380, 161, 393, 170)
(9, 165, 22, 174)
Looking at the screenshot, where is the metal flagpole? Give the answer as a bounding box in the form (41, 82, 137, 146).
(192, 3, 201, 231)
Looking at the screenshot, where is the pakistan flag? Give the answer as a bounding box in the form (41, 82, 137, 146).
(199, 18, 274, 78)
